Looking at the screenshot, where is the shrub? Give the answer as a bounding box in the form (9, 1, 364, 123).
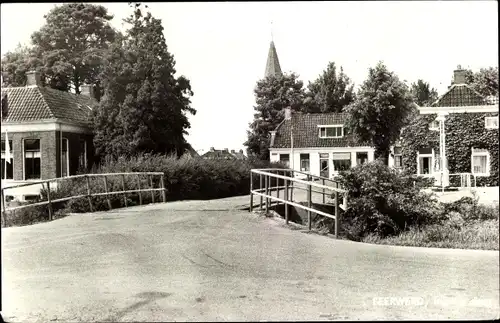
(336, 159, 440, 239)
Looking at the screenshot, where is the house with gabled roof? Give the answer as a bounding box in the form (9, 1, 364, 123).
(269, 113, 375, 178)
(1, 71, 96, 200)
(400, 66, 499, 187)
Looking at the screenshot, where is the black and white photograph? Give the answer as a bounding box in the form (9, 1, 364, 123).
(1, 1, 499, 321)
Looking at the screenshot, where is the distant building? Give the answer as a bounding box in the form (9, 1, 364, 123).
(201, 147, 247, 160)
(1, 71, 96, 200)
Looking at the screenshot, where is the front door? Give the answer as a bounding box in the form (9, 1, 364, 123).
(418, 156, 432, 175)
(319, 153, 329, 178)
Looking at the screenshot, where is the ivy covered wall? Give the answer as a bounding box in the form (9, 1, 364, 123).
(400, 112, 499, 187)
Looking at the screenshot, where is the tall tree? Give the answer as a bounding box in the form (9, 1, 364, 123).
(464, 67, 499, 98)
(1, 44, 41, 87)
(410, 79, 439, 106)
(93, 4, 195, 159)
(345, 62, 415, 164)
(244, 73, 305, 160)
(304, 62, 355, 113)
(30, 3, 117, 96)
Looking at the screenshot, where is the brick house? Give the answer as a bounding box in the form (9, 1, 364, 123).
(269, 113, 375, 178)
(1, 71, 96, 200)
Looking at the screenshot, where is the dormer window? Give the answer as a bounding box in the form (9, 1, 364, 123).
(485, 116, 498, 129)
(318, 125, 343, 138)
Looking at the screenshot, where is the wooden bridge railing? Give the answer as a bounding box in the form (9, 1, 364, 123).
(249, 168, 348, 239)
(1, 172, 167, 224)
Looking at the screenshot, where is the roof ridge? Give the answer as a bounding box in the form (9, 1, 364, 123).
(36, 86, 57, 119)
(460, 83, 489, 104)
(432, 84, 457, 106)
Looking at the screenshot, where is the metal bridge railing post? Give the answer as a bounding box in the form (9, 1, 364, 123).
(250, 171, 254, 213)
(335, 191, 339, 239)
(265, 174, 269, 213)
(307, 174, 312, 231)
(259, 173, 263, 211)
(284, 178, 289, 224)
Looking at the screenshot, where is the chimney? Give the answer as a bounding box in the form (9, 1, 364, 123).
(223, 148, 229, 152)
(26, 70, 41, 87)
(453, 65, 467, 85)
(210, 147, 215, 152)
(80, 84, 95, 98)
(231, 149, 235, 154)
(270, 131, 277, 147)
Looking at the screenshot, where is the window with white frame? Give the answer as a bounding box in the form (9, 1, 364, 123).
(471, 148, 489, 176)
(485, 116, 499, 129)
(62, 138, 69, 177)
(429, 120, 440, 131)
(1, 140, 13, 179)
(78, 139, 87, 171)
(279, 153, 290, 167)
(319, 125, 343, 138)
(300, 153, 310, 172)
(417, 147, 433, 176)
(332, 152, 351, 172)
(24, 139, 41, 180)
(393, 147, 402, 168)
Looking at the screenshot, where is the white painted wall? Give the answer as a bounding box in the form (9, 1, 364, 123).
(270, 147, 375, 178)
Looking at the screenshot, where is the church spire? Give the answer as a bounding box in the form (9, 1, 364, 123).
(264, 22, 282, 78)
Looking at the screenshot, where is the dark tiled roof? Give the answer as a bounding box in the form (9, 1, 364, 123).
(202, 150, 237, 160)
(271, 112, 370, 148)
(432, 84, 492, 107)
(264, 41, 282, 78)
(201, 149, 247, 160)
(231, 152, 247, 160)
(1, 86, 95, 126)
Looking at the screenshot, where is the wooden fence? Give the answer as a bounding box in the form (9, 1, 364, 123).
(249, 168, 348, 239)
(1, 172, 167, 224)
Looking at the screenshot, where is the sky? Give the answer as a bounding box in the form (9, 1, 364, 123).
(1, 1, 498, 154)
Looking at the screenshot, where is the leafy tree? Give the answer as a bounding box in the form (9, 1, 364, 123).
(1, 44, 40, 87)
(344, 62, 415, 164)
(30, 3, 117, 97)
(93, 4, 195, 159)
(304, 62, 355, 113)
(245, 73, 305, 160)
(464, 67, 499, 98)
(410, 79, 439, 106)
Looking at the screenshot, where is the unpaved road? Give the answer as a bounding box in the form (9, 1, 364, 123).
(2, 199, 499, 321)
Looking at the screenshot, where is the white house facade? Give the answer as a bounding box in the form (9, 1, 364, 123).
(268, 112, 378, 179)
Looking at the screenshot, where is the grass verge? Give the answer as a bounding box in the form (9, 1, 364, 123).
(362, 219, 499, 250)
